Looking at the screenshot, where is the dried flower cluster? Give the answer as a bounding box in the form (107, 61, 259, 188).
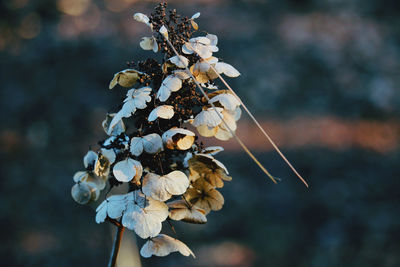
(71, 2, 243, 259)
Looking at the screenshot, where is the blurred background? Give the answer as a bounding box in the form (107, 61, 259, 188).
(1, 0, 399, 266)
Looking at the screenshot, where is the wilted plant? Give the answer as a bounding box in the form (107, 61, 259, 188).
(71, 2, 307, 265)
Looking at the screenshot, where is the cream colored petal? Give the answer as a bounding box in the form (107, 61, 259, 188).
(169, 55, 189, 68)
(163, 171, 189, 195)
(209, 93, 240, 111)
(159, 25, 168, 40)
(122, 202, 162, 239)
(214, 62, 240, 77)
(196, 124, 217, 137)
(140, 234, 195, 258)
(157, 75, 182, 102)
(162, 128, 195, 150)
(193, 108, 223, 128)
(173, 70, 191, 80)
(191, 36, 211, 45)
(214, 127, 233, 141)
(142, 171, 189, 202)
(133, 13, 149, 24)
(142, 173, 171, 201)
(148, 105, 174, 122)
(109, 69, 140, 89)
(168, 200, 207, 224)
(140, 37, 158, 52)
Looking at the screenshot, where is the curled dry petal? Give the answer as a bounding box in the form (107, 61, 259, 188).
(209, 93, 241, 111)
(162, 128, 195, 150)
(109, 69, 141, 89)
(184, 179, 224, 214)
(133, 13, 152, 28)
(71, 182, 99, 205)
(168, 199, 207, 224)
(168, 55, 189, 68)
(140, 234, 195, 258)
(159, 25, 168, 40)
(140, 36, 158, 53)
(214, 62, 240, 77)
(102, 113, 126, 136)
(189, 154, 231, 188)
(148, 105, 174, 122)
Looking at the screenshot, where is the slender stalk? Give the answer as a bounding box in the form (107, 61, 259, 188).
(162, 35, 278, 184)
(108, 226, 125, 267)
(207, 63, 308, 188)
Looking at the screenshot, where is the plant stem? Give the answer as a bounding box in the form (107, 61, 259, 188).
(108, 225, 125, 267)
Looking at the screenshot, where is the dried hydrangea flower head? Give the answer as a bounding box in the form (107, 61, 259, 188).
(71, 2, 307, 265)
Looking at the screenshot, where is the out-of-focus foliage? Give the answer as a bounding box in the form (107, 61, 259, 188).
(0, 0, 399, 266)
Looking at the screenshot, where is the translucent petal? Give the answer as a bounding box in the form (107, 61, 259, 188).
(169, 55, 189, 68)
(130, 137, 144, 156)
(206, 34, 218, 46)
(142, 171, 189, 202)
(142, 133, 163, 154)
(109, 69, 140, 89)
(140, 234, 195, 258)
(168, 200, 207, 224)
(157, 75, 182, 102)
(140, 37, 158, 53)
(214, 62, 240, 77)
(191, 12, 200, 19)
(95, 194, 127, 223)
(148, 105, 174, 122)
(162, 128, 195, 150)
(192, 108, 223, 128)
(71, 182, 99, 205)
(209, 93, 240, 111)
(159, 25, 168, 40)
(113, 158, 142, 183)
(122, 193, 168, 239)
(102, 113, 126, 136)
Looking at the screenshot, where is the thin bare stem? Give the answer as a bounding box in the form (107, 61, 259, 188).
(207, 64, 308, 188)
(108, 226, 125, 267)
(162, 35, 277, 184)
